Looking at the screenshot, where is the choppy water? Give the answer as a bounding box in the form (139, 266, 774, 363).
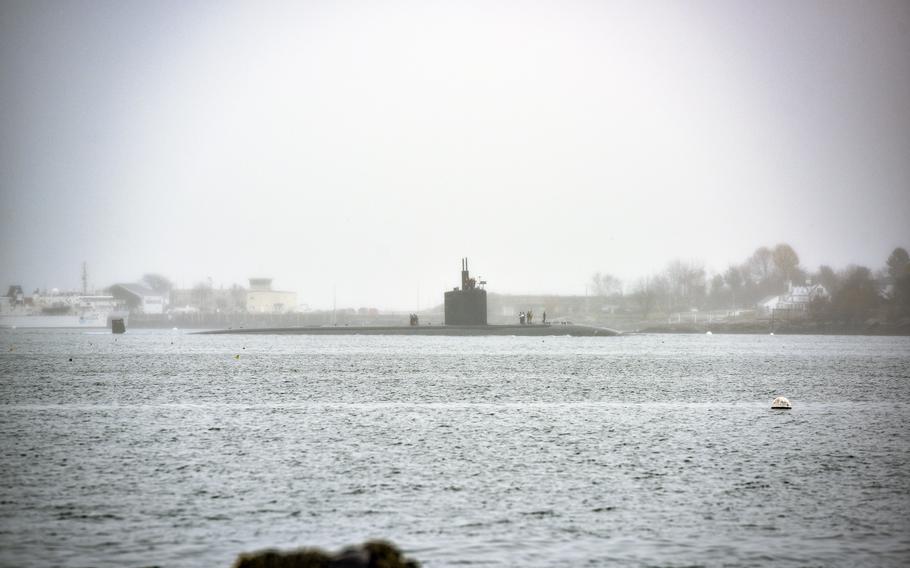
(1, 330, 909, 567)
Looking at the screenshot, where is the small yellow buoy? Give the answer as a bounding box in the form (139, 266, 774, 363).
(771, 396, 791, 410)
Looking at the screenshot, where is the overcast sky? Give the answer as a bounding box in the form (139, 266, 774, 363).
(1, 0, 908, 309)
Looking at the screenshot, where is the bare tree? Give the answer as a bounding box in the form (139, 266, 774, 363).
(665, 259, 706, 310)
(632, 276, 662, 319)
(887, 247, 909, 281)
(142, 273, 173, 295)
(886, 247, 910, 318)
(772, 243, 801, 284)
(815, 265, 840, 294)
(710, 274, 729, 308)
(832, 266, 879, 324)
(724, 265, 744, 308)
(590, 272, 623, 297)
(748, 247, 773, 283)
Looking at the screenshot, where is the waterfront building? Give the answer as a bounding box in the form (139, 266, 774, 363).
(756, 282, 829, 316)
(108, 283, 167, 314)
(247, 278, 298, 313)
(170, 285, 247, 314)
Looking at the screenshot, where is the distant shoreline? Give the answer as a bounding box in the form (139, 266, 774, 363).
(637, 321, 910, 336)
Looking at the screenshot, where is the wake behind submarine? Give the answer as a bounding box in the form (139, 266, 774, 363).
(197, 259, 621, 337)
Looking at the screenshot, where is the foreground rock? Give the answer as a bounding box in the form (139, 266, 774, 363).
(232, 540, 419, 568)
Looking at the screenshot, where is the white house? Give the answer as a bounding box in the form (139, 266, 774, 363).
(779, 283, 829, 310)
(756, 295, 781, 316)
(756, 282, 829, 316)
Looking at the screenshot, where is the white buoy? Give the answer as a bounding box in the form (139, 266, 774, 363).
(771, 396, 791, 410)
(769, 332, 775, 336)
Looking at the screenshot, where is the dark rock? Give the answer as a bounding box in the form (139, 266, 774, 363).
(232, 540, 419, 568)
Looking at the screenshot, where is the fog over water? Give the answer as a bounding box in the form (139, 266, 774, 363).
(1, 0, 909, 309)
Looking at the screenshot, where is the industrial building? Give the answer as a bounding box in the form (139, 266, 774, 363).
(247, 278, 298, 313)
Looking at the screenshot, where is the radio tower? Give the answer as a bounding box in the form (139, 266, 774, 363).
(81, 262, 88, 294)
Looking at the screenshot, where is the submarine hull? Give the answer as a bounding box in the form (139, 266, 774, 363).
(196, 324, 620, 337)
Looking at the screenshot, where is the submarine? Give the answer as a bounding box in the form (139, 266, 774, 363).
(198, 259, 620, 337)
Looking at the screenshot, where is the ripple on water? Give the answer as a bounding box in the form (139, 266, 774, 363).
(0, 331, 909, 567)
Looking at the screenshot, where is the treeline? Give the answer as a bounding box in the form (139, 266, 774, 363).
(590, 245, 910, 324)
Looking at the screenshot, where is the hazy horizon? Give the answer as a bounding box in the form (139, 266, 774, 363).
(2, 0, 909, 310)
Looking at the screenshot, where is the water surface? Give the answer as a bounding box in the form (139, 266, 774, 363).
(1, 330, 908, 566)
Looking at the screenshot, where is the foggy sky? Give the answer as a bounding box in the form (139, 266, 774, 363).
(2, 0, 908, 310)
